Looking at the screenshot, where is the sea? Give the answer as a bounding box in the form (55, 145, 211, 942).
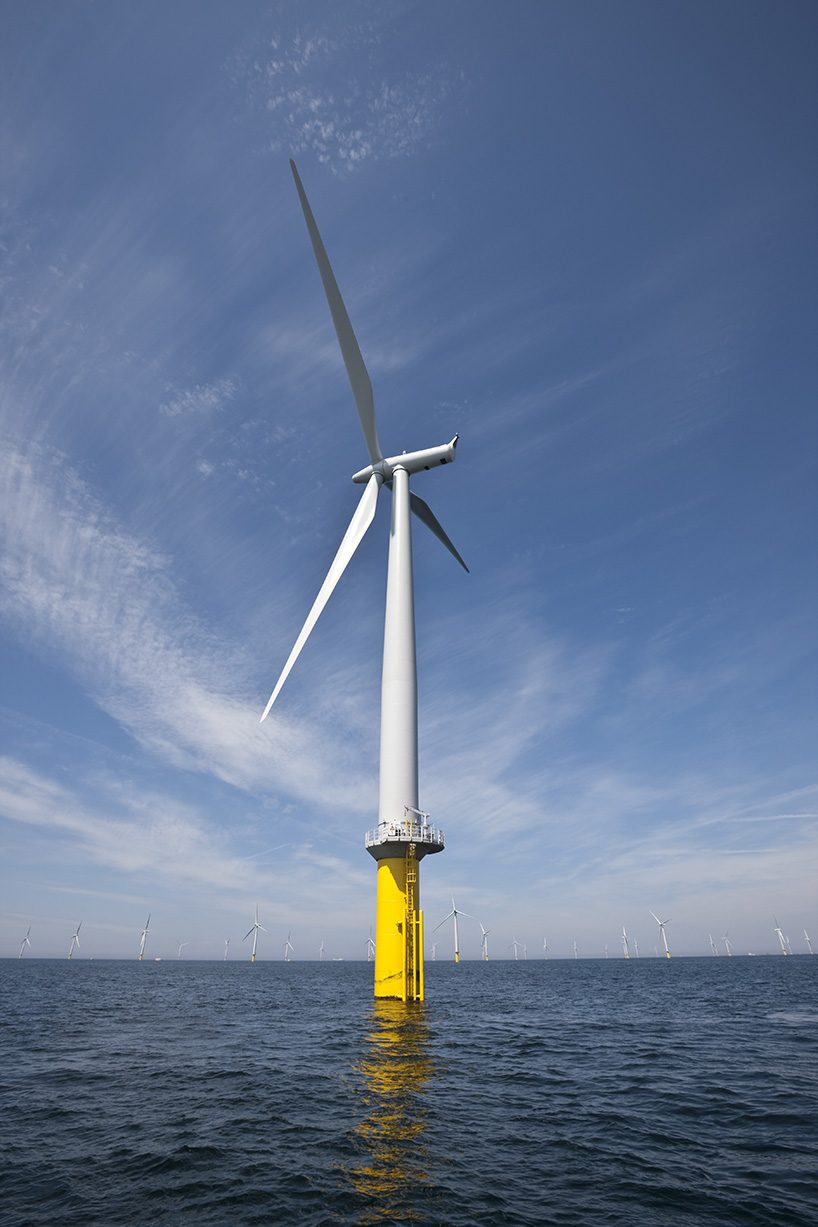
(1, 956, 816, 1226)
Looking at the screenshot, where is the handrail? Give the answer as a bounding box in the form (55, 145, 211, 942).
(364, 821, 445, 848)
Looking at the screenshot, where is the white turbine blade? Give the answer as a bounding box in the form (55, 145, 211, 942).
(409, 493, 469, 572)
(456, 910, 475, 921)
(433, 911, 455, 932)
(290, 160, 383, 465)
(260, 473, 382, 721)
(243, 927, 255, 941)
(649, 910, 661, 925)
(259, 925, 268, 933)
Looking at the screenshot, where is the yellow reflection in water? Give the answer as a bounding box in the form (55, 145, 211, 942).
(350, 1000, 434, 1221)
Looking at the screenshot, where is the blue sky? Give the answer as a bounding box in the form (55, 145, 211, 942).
(1, 1, 816, 960)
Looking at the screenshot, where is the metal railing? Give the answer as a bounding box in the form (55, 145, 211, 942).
(364, 821, 445, 849)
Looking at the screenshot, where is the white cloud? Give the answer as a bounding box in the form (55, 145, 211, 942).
(237, 28, 461, 172)
(160, 378, 238, 417)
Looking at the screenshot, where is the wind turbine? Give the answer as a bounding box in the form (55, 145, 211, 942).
(650, 910, 671, 958)
(433, 898, 473, 963)
(479, 922, 490, 962)
(723, 932, 733, 957)
(367, 928, 376, 962)
(773, 917, 791, 955)
(138, 914, 150, 961)
(319, 939, 325, 961)
(224, 938, 230, 961)
(543, 936, 549, 959)
(523, 943, 528, 960)
(244, 905, 266, 963)
(805, 929, 814, 955)
(511, 937, 520, 961)
(283, 932, 294, 962)
(68, 922, 82, 960)
(260, 162, 467, 1002)
(573, 940, 578, 960)
(633, 935, 640, 958)
(708, 934, 719, 956)
(177, 942, 190, 960)
(18, 926, 31, 959)
(622, 926, 631, 959)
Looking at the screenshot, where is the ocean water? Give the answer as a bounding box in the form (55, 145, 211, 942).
(1, 957, 817, 1226)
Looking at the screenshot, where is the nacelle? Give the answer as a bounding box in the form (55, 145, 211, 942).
(352, 435, 459, 484)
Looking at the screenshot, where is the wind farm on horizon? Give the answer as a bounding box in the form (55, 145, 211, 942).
(6, 907, 815, 962)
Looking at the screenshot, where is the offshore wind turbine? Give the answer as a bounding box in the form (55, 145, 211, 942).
(138, 914, 150, 961)
(723, 932, 733, 957)
(283, 932, 294, 962)
(244, 905, 266, 963)
(434, 898, 473, 963)
(633, 935, 640, 958)
(319, 939, 326, 962)
(622, 926, 631, 959)
(224, 939, 230, 961)
(773, 917, 791, 955)
(805, 929, 814, 955)
(708, 934, 719, 956)
(366, 929, 376, 962)
(543, 936, 549, 959)
(511, 937, 520, 961)
(68, 922, 82, 960)
(260, 162, 467, 1002)
(18, 926, 31, 959)
(479, 922, 490, 962)
(650, 910, 671, 959)
(177, 942, 190, 960)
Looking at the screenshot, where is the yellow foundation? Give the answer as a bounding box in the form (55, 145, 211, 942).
(373, 850, 424, 1001)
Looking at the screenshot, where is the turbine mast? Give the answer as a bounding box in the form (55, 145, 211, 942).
(366, 465, 444, 999)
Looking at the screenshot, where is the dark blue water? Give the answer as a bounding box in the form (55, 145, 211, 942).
(2, 957, 817, 1225)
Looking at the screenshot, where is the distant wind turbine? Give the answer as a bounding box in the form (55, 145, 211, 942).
(18, 926, 31, 959)
(433, 898, 474, 963)
(243, 905, 266, 963)
(283, 932, 294, 962)
(367, 928, 376, 962)
(511, 936, 520, 961)
(138, 914, 151, 961)
(319, 939, 325, 961)
(573, 940, 578, 960)
(431, 943, 437, 962)
(177, 942, 190, 960)
(708, 934, 719, 957)
(68, 922, 82, 960)
(479, 922, 490, 962)
(723, 932, 733, 957)
(773, 917, 791, 955)
(224, 939, 230, 961)
(622, 926, 630, 959)
(650, 910, 671, 959)
(633, 935, 640, 958)
(543, 936, 549, 959)
(804, 929, 814, 956)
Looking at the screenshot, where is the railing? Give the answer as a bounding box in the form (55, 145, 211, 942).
(364, 822, 445, 849)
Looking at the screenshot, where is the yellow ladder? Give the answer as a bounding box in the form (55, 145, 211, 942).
(405, 843, 424, 1001)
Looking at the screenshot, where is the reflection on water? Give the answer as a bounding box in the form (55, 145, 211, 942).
(350, 1000, 435, 1221)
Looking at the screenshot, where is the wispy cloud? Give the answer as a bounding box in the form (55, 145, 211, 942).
(160, 378, 238, 417)
(236, 28, 462, 172)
